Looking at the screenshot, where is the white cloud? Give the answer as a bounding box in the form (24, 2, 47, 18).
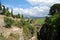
(26, 0, 60, 5)
(3, 0, 60, 17)
(13, 6, 49, 17)
(24, 0, 60, 17)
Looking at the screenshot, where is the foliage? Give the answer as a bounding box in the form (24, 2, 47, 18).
(26, 25, 35, 34)
(14, 18, 35, 35)
(36, 18, 45, 24)
(5, 7, 11, 16)
(47, 14, 60, 32)
(0, 3, 13, 16)
(0, 2, 2, 10)
(21, 14, 24, 18)
(29, 19, 35, 24)
(0, 2, 6, 15)
(44, 14, 60, 40)
(23, 25, 35, 40)
(49, 4, 60, 15)
(8, 33, 19, 40)
(0, 35, 4, 40)
(15, 14, 20, 18)
(0, 3, 35, 40)
(12, 14, 20, 18)
(14, 21, 22, 28)
(39, 4, 60, 40)
(4, 17, 14, 28)
(2, 5, 6, 15)
(10, 9, 13, 17)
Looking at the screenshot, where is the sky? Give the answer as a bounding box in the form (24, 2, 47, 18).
(1, 0, 60, 17)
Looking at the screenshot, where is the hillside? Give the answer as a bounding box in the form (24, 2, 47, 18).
(0, 3, 41, 40)
(0, 14, 37, 40)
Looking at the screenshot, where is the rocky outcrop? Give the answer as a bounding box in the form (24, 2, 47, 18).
(0, 26, 24, 40)
(0, 15, 5, 27)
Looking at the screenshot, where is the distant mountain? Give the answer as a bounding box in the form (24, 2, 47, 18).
(19, 14, 46, 18)
(24, 15, 45, 18)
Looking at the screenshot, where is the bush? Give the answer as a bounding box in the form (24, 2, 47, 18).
(26, 24, 35, 35)
(4, 17, 14, 28)
(39, 14, 60, 40)
(12, 14, 20, 18)
(0, 35, 4, 40)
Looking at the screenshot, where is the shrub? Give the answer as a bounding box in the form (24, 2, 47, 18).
(4, 17, 14, 28)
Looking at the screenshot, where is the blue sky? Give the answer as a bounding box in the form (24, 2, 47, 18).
(1, 0, 32, 8)
(1, 0, 60, 17)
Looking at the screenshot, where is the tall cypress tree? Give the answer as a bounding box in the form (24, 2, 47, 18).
(2, 5, 6, 15)
(0, 2, 2, 10)
(11, 9, 13, 16)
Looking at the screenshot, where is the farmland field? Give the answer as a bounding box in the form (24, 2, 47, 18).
(36, 18, 45, 25)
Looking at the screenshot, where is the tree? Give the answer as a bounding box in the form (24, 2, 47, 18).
(0, 2, 3, 14)
(2, 5, 6, 15)
(38, 4, 60, 40)
(49, 4, 60, 15)
(12, 13, 20, 18)
(21, 14, 24, 19)
(10, 9, 13, 17)
(0, 2, 6, 15)
(16, 13, 20, 18)
(5, 7, 11, 16)
(0, 2, 2, 10)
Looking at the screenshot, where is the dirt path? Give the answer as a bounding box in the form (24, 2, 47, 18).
(29, 36, 36, 40)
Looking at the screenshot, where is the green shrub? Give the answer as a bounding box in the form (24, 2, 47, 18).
(4, 17, 14, 28)
(27, 25, 35, 34)
(0, 35, 4, 40)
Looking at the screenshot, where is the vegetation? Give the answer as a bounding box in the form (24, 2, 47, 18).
(0, 2, 43, 40)
(37, 4, 60, 40)
(36, 18, 45, 24)
(6, 33, 20, 40)
(49, 4, 60, 15)
(12, 14, 20, 18)
(4, 17, 14, 28)
(0, 35, 4, 40)
(0, 3, 35, 40)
